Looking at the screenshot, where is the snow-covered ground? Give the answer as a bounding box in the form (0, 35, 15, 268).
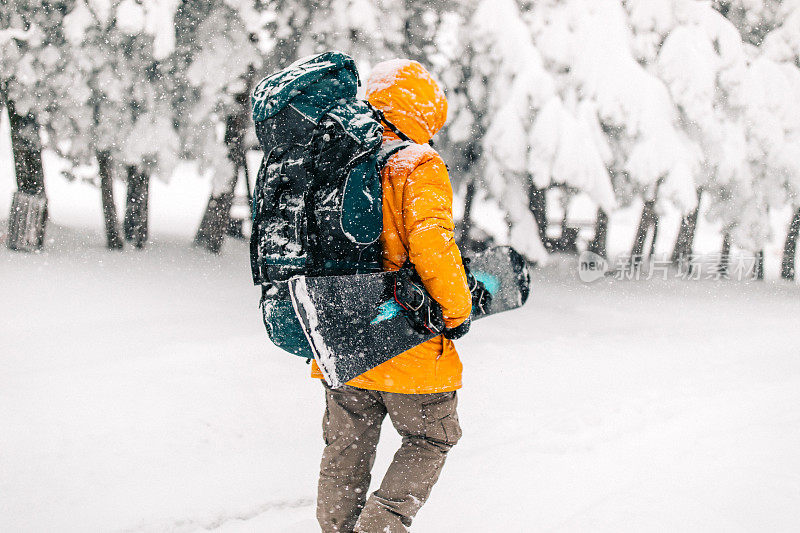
(3, 134, 800, 531)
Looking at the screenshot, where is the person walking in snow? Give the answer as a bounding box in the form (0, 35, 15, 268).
(311, 59, 474, 532)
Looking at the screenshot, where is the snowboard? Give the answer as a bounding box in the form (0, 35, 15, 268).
(288, 246, 531, 388)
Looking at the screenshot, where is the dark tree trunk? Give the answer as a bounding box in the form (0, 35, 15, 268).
(649, 218, 660, 257)
(587, 208, 609, 258)
(5, 97, 45, 195)
(225, 89, 253, 241)
(671, 189, 703, 265)
(754, 250, 764, 280)
(226, 142, 252, 240)
(97, 151, 123, 250)
(123, 166, 150, 249)
(194, 89, 251, 254)
(719, 231, 732, 278)
(631, 199, 659, 264)
(557, 201, 579, 255)
(4, 92, 47, 251)
(780, 207, 800, 280)
(194, 191, 235, 254)
(7, 190, 47, 252)
(528, 184, 551, 252)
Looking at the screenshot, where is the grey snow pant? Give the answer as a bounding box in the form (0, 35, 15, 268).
(317, 383, 462, 532)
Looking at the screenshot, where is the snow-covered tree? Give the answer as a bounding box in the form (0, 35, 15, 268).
(1, 1, 77, 250)
(175, 0, 262, 253)
(536, 0, 699, 260)
(440, 0, 559, 261)
(761, 0, 800, 65)
(5, 0, 798, 270)
(704, 0, 800, 277)
(713, 0, 783, 45)
(255, 0, 332, 69)
(759, 0, 800, 279)
(315, 0, 392, 62)
(51, 0, 183, 248)
(442, 0, 725, 262)
(622, 0, 748, 263)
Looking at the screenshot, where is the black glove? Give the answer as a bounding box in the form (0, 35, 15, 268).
(394, 261, 445, 335)
(463, 257, 492, 316)
(443, 316, 471, 340)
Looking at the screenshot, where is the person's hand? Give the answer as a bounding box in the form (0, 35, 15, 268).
(443, 316, 471, 340)
(393, 262, 445, 335)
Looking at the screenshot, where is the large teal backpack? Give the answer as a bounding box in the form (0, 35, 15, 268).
(250, 51, 411, 358)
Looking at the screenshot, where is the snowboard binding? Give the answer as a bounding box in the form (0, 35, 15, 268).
(463, 257, 493, 316)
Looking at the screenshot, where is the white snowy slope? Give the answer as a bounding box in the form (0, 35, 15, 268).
(2, 147, 800, 531)
(2, 230, 800, 532)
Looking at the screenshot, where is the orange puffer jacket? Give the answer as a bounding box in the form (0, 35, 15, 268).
(311, 59, 472, 394)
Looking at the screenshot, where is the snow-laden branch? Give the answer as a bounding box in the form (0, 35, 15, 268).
(0, 27, 35, 45)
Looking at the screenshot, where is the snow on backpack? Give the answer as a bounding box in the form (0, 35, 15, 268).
(249, 51, 411, 358)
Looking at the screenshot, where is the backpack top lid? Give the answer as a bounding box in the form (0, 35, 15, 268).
(251, 51, 360, 124)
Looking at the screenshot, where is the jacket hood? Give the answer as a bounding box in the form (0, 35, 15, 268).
(365, 59, 447, 144)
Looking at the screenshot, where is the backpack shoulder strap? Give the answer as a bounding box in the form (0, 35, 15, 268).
(378, 140, 415, 169)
